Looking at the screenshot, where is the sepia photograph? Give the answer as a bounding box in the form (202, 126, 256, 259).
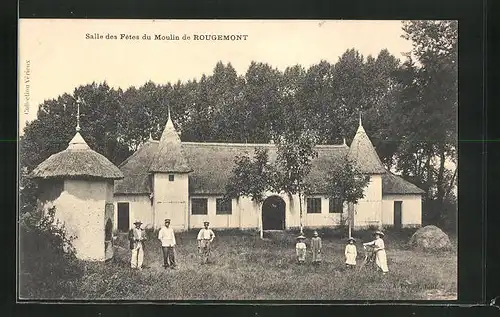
(18, 19, 457, 301)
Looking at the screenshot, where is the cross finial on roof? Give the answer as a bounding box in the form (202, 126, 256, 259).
(76, 101, 81, 132)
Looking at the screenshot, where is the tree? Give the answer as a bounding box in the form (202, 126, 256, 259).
(273, 129, 319, 234)
(242, 62, 284, 142)
(73, 82, 130, 164)
(324, 157, 370, 237)
(395, 20, 458, 225)
(224, 148, 274, 238)
(300, 60, 336, 144)
(207, 62, 247, 142)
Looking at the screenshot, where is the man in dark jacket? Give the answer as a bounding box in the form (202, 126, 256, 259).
(129, 220, 147, 270)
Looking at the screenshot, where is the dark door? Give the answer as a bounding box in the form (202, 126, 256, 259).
(394, 201, 402, 229)
(262, 196, 285, 230)
(117, 202, 130, 232)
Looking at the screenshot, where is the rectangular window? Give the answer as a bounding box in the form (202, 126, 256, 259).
(216, 198, 232, 215)
(307, 198, 322, 214)
(191, 198, 208, 215)
(329, 198, 343, 213)
(168, 174, 175, 181)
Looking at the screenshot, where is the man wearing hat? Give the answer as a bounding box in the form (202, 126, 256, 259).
(363, 230, 389, 274)
(128, 220, 147, 270)
(197, 221, 215, 264)
(158, 218, 177, 269)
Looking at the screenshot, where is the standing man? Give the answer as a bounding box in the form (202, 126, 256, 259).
(128, 220, 147, 270)
(158, 218, 177, 269)
(197, 221, 215, 264)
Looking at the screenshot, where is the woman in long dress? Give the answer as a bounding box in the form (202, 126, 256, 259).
(363, 230, 389, 274)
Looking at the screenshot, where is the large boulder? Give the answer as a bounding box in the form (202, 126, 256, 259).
(408, 225, 452, 251)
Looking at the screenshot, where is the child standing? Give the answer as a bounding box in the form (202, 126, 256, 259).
(345, 237, 357, 269)
(311, 231, 322, 265)
(295, 235, 307, 264)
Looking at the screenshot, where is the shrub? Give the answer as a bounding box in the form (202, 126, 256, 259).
(19, 206, 83, 299)
(20, 206, 76, 255)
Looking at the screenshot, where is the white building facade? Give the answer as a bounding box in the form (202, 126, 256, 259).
(113, 115, 424, 232)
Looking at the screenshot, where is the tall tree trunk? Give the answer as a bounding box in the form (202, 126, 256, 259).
(436, 150, 447, 225)
(348, 202, 354, 238)
(298, 191, 304, 234)
(257, 203, 264, 239)
(445, 167, 457, 198)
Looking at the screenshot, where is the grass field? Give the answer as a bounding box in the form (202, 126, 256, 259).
(19, 229, 457, 300)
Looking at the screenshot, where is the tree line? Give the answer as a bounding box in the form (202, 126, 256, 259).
(20, 21, 457, 226)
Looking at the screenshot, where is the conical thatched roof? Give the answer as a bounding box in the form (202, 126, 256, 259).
(149, 113, 192, 173)
(30, 132, 123, 180)
(347, 120, 386, 174)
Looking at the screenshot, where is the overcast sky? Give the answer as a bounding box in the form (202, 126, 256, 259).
(18, 19, 413, 132)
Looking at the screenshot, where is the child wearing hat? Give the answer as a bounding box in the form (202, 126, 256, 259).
(295, 234, 307, 264)
(311, 231, 322, 265)
(363, 230, 389, 274)
(345, 237, 357, 269)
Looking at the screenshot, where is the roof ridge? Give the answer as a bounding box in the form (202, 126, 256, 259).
(180, 142, 347, 148)
(118, 141, 153, 168)
(147, 139, 347, 148)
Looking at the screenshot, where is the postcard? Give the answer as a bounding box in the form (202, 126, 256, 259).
(18, 19, 458, 301)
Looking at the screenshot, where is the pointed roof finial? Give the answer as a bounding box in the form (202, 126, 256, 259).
(76, 101, 81, 132)
(167, 105, 171, 122)
(149, 131, 153, 141)
(343, 137, 346, 145)
(359, 110, 362, 127)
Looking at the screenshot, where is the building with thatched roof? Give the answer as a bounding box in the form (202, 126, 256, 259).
(31, 119, 123, 261)
(113, 114, 424, 232)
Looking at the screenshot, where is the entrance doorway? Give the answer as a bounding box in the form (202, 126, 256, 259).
(394, 201, 402, 229)
(117, 202, 130, 232)
(262, 196, 286, 230)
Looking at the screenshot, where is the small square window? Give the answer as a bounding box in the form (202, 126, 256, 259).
(216, 198, 232, 215)
(307, 198, 322, 213)
(168, 174, 174, 181)
(329, 198, 343, 213)
(191, 198, 208, 215)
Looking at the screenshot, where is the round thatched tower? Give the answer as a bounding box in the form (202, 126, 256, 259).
(30, 122, 123, 261)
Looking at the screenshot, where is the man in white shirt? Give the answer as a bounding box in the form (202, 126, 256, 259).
(197, 221, 215, 264)
(128, 220, 147, 270)
(158, 218, 176, 269)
